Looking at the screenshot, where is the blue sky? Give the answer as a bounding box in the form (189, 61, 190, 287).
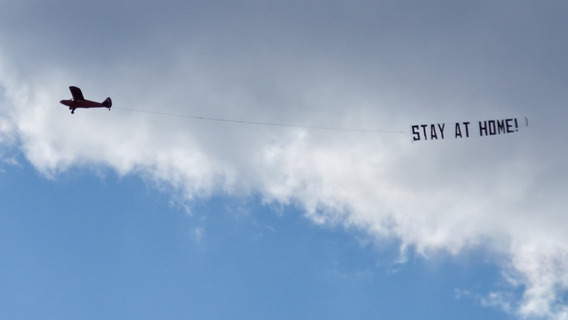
(1, 1, 567, 319)
(0, 163, 509, 319)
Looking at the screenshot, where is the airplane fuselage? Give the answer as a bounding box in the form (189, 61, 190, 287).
(60, 99, 108, 109)
(60, 87, 112, 114)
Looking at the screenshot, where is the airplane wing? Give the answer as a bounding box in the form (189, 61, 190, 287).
(69, 86, 85, 101)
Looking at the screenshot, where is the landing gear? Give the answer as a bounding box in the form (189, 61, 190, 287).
(71, 109, 75, 114)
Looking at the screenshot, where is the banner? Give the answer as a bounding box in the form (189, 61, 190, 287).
(410, 117, 528, 142)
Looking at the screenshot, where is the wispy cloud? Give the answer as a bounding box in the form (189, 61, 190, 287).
(193, 227, 204, 243)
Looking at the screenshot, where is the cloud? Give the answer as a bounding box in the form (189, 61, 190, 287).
(193, 227, 205, 243)
(1, 1, 568, 318)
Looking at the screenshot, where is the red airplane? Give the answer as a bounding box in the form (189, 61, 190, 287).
(60, 86, 112, 114)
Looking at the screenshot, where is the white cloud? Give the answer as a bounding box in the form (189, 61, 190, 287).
(1, 1, 568, 318)
(193, 227, 205, 243)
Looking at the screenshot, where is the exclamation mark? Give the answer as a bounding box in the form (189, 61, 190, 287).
(514, 118, 518, 132)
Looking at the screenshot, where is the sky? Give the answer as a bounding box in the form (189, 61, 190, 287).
(0, 0, 567, 319)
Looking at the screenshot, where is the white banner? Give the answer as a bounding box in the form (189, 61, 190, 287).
(410, 117, 528, 142)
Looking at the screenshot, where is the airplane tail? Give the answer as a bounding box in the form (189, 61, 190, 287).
(103, 97, 112, 108)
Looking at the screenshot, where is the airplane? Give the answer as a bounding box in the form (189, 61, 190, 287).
(60, 86, 112, 114)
